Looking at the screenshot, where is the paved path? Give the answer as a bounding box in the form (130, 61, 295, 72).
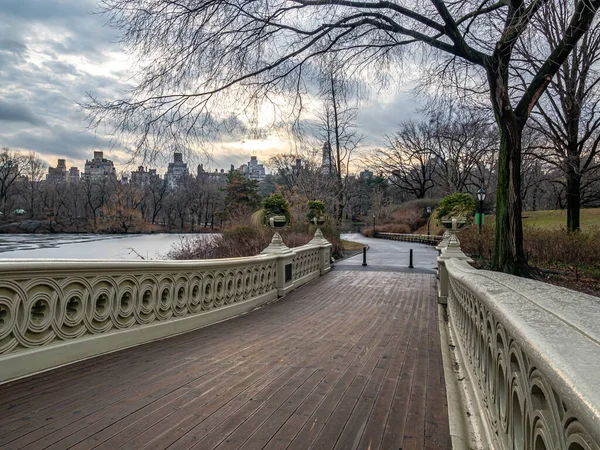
(338, 233, 439, 273)
(0, 248, 450, 450)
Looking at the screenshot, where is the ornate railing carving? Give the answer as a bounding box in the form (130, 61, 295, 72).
(0, 235, 332, 383)
(292, 245, 320, 281)
(443, 257, 600, 450)
(0, 259, 277, 355)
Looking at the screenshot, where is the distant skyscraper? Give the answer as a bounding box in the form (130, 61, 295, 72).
(321, 142, 335, 175)
(47, 159, 67, 183)
(131, 166, 160, 186)
(84, 151, 116, 182)
(239, 156, 266, 182)
(67, 167, 80, 183)
(165, 152, 189, 188)
(359, 169, 373, 179)
(197, 164, 228, 184)
(295, 158, 302, 176)
(47, 159, 80, 183)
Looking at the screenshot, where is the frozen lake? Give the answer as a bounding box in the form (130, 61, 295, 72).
(0, 234, 216, 260)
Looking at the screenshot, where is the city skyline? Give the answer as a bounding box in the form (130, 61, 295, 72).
(44, 150, 273, 183)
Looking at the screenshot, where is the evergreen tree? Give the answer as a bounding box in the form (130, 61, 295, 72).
(223, 170, 261, 218)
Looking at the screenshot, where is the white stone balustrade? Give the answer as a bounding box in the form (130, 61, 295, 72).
(0, 234, 332, 383)
(438, 244, 600, 449)
(374, 232, 442, 245)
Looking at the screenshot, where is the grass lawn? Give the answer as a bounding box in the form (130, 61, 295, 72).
(414, 208, 600, 233)
(341, 239, 366, 251)
(522, 208, 600, 230)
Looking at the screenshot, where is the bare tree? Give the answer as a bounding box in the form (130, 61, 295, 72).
(429, 111, 498, 194)
(371, 112, 497, 199)
(90, 0, 600, 274)
(145, 177, 169, 224)
(0, 148, 26, 215)
(371, 122, 437, 199)
(21, 152, 47, 218)
(518, 1, 600, 231)
(268, 152, 339, 216)
(82, 177, 115, 226)
(313, 65, 363, 223)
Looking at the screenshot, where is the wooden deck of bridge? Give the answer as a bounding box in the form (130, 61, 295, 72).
(0, 269, 451, 450)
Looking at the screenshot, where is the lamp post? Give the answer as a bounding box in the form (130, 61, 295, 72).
(426, 206, 432, 236)
(477, 188, 486, 234)
(372, 214, 376, 234)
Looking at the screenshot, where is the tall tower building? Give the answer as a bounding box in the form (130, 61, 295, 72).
(165, 152, 189, 188)
(321, 141, 335, 175)
(47, 159, 67, 182)
(83, 151, 117, 182)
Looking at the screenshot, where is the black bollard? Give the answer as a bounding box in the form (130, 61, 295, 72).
(409, 248, 414, 269)
(362, 247, 367, 266)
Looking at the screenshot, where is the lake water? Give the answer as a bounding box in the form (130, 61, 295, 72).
(0, 234, 216, 260)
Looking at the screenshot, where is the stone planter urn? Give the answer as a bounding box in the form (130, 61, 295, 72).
(268, 215, 288, 229)
(441, 217, 467, 230)
(312, 216, 326, 226)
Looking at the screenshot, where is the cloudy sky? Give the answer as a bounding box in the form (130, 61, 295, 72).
(0, 0, 419, 174)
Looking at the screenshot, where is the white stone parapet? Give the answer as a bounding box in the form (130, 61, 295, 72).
(439, 255, 600, 449)
(373, 232, 442, 245)
(0, 233, 331, 384)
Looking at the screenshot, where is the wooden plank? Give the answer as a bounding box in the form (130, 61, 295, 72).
(379, 275, 428, 450)
(160, 300, 383, 449)
(333, 277, 421, 450)
(285, 289, 401, 450)
(115, 275, 377, 450)
(0, 271, 452, 450)
(398, 275, 431, 450)
(40, 296, 354, 450)
(227, 299, 397, 450)
(355, 278, 422, 450)
(423, 279, 452, 449)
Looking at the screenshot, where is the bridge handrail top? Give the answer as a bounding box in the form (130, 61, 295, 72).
(0, 243, 327, 274)
(375, 232, 442, 239)
(0, 253, 281, 273)
(446, 257, 600, 442)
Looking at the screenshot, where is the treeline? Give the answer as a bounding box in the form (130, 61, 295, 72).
(369, 110, 600, 220)
(0, 148, 224, 233)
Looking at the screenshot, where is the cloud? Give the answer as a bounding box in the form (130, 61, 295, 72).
(0, 100, 47, 126)
(356, 92, 422, 147)
(0, 0, 419, 171)
(0, 0, 129, 166)
(0, 38, 26, 56)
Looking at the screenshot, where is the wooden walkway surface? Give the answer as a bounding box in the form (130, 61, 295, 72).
(0, 270, 451, 450)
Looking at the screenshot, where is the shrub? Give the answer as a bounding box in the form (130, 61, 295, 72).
(459, 224, 600, 270)
(306, 200, 327, 222)
(401, 198, 441, 218)
(261, 193, 291, 223)
(437, 193, 475, 221)
(390, 208, 423, 231)
(167, 217, 345, 260)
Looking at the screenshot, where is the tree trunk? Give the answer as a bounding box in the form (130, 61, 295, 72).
(330, 74, 345, 224)
(565, 160, 581, 232)
(493, 117, 531, 276)
(485, 60, 531, 277)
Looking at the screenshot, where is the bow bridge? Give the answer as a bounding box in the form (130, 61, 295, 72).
(0, 229, 598, 450)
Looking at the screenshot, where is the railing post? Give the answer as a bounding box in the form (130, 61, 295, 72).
(262, 232, 296, 297)
(437, 221, 472, 304)
(309, 228, 332, 275)
(436, 230, 450, 256)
